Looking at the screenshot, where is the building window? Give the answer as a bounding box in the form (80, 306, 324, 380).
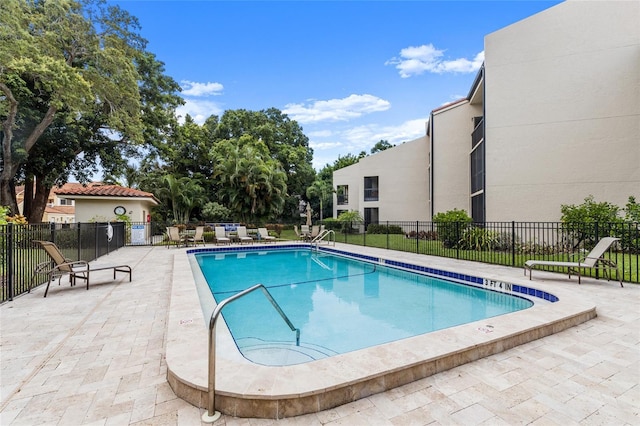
(337, 185, 349, 205)
(59, 198, 73, 206)
(336, 209, 347, 218)
(364, 176, 379, 201)
(470, 141, 484, 194)
(364, 207, 379, 225)
(471, 192, 485, 223)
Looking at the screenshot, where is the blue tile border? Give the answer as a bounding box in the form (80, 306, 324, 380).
(187, 244, 558, 303)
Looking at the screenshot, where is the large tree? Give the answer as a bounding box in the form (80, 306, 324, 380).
(155, 174, 207, 224)
(213, 136, 287, 224)
(306, 179, 332, 222)
(1, 0, 181, 219)
(212, 109, 315, 221)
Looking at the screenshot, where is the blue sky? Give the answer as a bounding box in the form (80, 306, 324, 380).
(111, 0, 562, 170)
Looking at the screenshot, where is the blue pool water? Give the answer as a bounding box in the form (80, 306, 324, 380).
(195, 249, 533, 365)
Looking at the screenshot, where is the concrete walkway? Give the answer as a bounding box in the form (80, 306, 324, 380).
(1, 245, 638, 425)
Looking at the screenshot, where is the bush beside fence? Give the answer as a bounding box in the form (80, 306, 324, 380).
(327, 221, 639, 284)
(3, 220, 638, 303)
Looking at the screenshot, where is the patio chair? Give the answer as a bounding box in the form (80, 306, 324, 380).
(294, 225, 305, 240)
(33, 240, 132, 297)
(257, 227, 277, 243)
(166, 226, 184, 248)
(236, 226, 254, 244)
(524, 237, 622, 286)
(186, 226, 206, 247)
(214, 227, 231, 245)
(300, 225, 311, 241)
(309, 225, 320, 240)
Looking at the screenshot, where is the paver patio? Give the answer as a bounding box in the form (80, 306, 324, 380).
(1, 244, 638, 425)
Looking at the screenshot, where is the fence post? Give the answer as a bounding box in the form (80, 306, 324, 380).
(386, 221, 389, 249)
(50, 221, 56, 242)
(416, 221, 419, 254)
(594, 222, 600, 280)
(7, 223, 14, 301)
(363, 221, 366, 247)
(511, 221, 516, 266)
(77, 223, 82, 261)
(455, 221, 460, 259)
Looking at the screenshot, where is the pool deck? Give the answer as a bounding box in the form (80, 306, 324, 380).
(1, 243, 639, 425)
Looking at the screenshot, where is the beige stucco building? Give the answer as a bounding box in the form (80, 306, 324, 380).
(333, 135, 429, 223)
(335, 0, 639, 223)
(55, 183, 158, 223)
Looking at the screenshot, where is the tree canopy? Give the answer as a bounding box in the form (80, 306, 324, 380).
(1, 1, 321, 225)
(212, 135, 287, 224)
(0, 0, 182, 220)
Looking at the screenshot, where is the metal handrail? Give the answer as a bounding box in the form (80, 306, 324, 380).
(202, 283, 300, 422)
(311, 229, 335, 250)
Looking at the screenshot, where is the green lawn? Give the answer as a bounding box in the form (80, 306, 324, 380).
(278, 231, 638, 283)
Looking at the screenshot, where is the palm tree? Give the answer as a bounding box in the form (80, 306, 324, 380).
(156, 174, 206, 223)
(306, 180, 332, 222)
(213, 137, 287, 223)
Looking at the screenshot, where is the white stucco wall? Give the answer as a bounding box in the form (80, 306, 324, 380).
(71, 197, 156, 223)
(333, 164, 360, 217)
(333, 136, 429, 221)
(431, 101, 482, 217)
(484, 0, 640, 221)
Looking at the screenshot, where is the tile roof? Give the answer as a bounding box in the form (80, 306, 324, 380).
(54, 183, 157, 200)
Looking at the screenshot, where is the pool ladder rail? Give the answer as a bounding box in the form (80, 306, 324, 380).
(311, 229, 336, 250)
(202, 283, 300, 423)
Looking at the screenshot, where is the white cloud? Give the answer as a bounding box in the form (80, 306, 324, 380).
(386, 44, 484, 78)
(341, 118, 427, 148)
(308, 118, 427, 170)
(176, 98, 223, 124)
(310, 141, 344, 150)
(283, 94, 391, 123)
(181, 80, 224, 96)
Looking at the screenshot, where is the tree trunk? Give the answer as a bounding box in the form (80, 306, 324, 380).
(28, 176, 50, 223)
(0, 179, 18, 215)
(1, 80, 57, 215)
(23, 177, 33, 218)
(0, 83, 20, 214)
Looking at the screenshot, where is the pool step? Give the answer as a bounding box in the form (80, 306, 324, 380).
(237, 337, 339, 366)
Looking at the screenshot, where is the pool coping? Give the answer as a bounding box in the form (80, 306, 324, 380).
(166, 243, 597, 419)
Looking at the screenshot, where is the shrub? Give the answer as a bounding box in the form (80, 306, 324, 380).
(433, 209, 472, 248)
(321, 218, 342, 231)
(560, 195, 622, 249)
(405, 230, 438, 240)
(265, 224, 284, 237)
(625, 196, 640, 222)
(367, 224, 404, 234)
(458, 226, 498, 251)
(335, 210, 363, 234)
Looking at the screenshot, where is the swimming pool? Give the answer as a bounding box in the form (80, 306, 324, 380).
(195, 249, 533, 365)
(166, 243, 596, 419)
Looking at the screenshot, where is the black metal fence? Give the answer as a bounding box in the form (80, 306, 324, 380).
(3, 219, 638, 303)
(1, 222, 126, 303)
(321, 220, 639, 284)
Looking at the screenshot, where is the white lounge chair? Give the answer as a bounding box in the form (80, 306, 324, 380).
(214, 227, 231, 245)
(257, 227, 276, 243)
(309, 225, 320, 240)
(236, 226, 254, 244)
(294, 225, 302, 240)
(524, 237, 622, 286)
